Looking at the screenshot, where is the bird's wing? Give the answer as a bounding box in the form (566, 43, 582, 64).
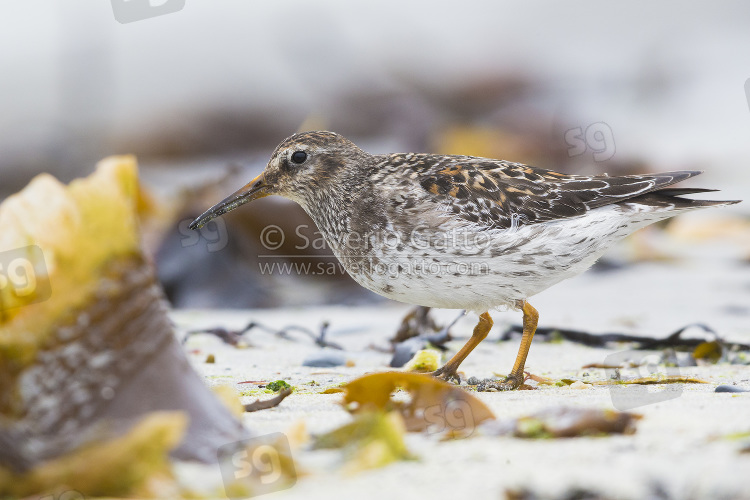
(379, 154, 700, 230)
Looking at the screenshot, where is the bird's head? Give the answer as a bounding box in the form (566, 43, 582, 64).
(189, 131, 366, 230)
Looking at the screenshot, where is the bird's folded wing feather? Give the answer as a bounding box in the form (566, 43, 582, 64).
(380, 154, 700, 230)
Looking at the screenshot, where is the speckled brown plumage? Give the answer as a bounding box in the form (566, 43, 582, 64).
(190, 131, 740, 391)
(374, 153, 717, 230)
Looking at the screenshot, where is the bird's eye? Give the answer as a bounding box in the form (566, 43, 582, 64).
(291, 151, 307, 164)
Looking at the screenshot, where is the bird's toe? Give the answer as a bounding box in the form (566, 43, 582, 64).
(476, 373, 524, 392)
(430, 365, 462, 385)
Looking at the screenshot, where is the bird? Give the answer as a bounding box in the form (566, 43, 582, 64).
(189, 131, 740, 391)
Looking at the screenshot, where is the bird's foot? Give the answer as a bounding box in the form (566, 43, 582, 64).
(430, 365, 461, 385)
(476, 373, 524, 392)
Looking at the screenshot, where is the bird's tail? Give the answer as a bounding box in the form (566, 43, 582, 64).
(634, 184, 741, 209)
(645, 188, 742, 208)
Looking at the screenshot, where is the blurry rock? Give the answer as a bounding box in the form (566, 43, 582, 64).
(390, 337, 431, 368)
(715, 385, 749, 393)
(302, 350, 347, 367)
(0, 158, 248, 496)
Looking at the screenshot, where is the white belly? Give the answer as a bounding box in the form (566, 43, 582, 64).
(330, 204, 687, 312)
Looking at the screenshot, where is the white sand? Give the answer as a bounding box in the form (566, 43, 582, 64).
(172, 252, 750, 499)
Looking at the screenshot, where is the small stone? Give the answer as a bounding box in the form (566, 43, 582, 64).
(715, 385, 749, 393)
(389, 338, 427, 367)
(302, 350, 346, 367)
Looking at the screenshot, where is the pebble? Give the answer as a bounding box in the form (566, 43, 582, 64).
(390, 338, 427, 367)
(302, 350, 347, 367)
(715, 384, 749, 393)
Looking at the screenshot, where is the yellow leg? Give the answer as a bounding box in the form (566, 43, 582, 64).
(478, 301, 539, 391)
(431, 312, 493, 384)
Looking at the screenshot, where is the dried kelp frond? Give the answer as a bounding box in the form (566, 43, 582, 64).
(502, 323, 750, 352)
(403, 349, 441, 372)
(391, 306, 440, 343)
(692, 341, 722, 363)
(483, 407, 641, 438)
(0, 158, 249, 496)
(184, 319, 345, 349)
(341, 372, 495, 438)
(590, 376, 709, 386)
(2, 412, 186, 498)
(312, 411, 413, 473)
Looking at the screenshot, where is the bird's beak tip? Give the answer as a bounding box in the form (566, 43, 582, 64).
(187, 173, 268, 231)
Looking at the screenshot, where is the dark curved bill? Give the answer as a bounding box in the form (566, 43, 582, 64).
(188, 173, 269, 230)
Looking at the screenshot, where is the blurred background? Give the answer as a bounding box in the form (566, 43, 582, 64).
(1, 0, 749, 309)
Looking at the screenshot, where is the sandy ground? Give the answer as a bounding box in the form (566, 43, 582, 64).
(170, 250, 750, 500)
